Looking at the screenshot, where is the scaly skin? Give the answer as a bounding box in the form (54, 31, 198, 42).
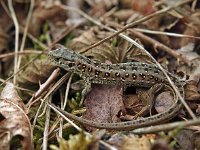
(48, 44, 184, 131)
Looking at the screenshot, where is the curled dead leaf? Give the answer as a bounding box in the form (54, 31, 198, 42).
(0, 82, 32, 149)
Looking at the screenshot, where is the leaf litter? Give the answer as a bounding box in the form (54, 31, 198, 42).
(0, 0, 200, 149)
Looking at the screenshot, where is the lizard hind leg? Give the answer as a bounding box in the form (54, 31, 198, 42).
(136, 83, 164, 117)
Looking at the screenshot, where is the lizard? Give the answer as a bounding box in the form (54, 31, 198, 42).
(48, 44, 185, 131)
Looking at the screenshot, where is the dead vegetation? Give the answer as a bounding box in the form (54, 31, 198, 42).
(0, 0, 200, 149)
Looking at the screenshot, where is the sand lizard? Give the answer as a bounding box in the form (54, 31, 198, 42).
(48, 44, 184, 131)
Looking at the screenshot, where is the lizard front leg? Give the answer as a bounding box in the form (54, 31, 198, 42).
(79, 78, 92, 106)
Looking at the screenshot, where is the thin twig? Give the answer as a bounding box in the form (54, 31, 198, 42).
(131, 29, 185, 61)
(191, 0, 197, 11)
(0, 78, 34, 93)
(163, 1, 200, 26)
(134, 28, 200, 40)
(42, 97, 51, 150)
(32, 73, 69, 128)
(48, 115, 64, 139)
(34, 68, 61, 99)
(124, 118, 200, 134)
(63, 74, 73, 109)
(58, 74, 73, 137)
(8, 0, 19, 84)
(17, 0, 35, 69)
(0, 50, 44, 59)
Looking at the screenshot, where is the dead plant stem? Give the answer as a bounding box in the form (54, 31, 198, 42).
(8, 0, 19, 84)
(127, 118, 200, 134)
(17, 0, 35, 69)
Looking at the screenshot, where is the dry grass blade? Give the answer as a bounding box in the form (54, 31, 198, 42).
(8, 0, 19, 84)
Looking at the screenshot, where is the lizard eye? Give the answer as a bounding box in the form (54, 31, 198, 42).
(68, 62, 75, 67)
(54, 57, 60, 62)
(51, 44, 63, 51)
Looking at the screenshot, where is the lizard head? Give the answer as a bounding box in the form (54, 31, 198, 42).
(48, 44, 78, 71)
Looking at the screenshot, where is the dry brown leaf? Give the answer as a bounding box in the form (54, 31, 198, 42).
(184, 80, 200, 101)
(151, 139, 171, 150)
(83, 84, 125, 131)
(0, 25, 9, 54)
(131, 0, 155, 15)
(128, 46, 154, 64)
(176, 129, 196, 150)
(121, 136, 151, 150)
(0, 6, 12, 31)
(87, 0, 118, 17)
(194, 134, 200, 150)
(86, 0, 118, 9)
(0, 82, 32, 149)
(177, 43, 200, 81)
(0, 25, 9, 77)
(122, 89, 153, 120)
(108, 134, 153, 150)
(123, 94, 141, 117)
(68, 28, 122, 63)
(0, 27, 7, 77)
(116, 39, 132, 63)
(112, 9, 136, 21)
(30, 3, 67, 37)
(180, 24, 200, 47)
(17, 58, 56, 90)
(119, 0, 134, 9)
(154, 91, 174, 114)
